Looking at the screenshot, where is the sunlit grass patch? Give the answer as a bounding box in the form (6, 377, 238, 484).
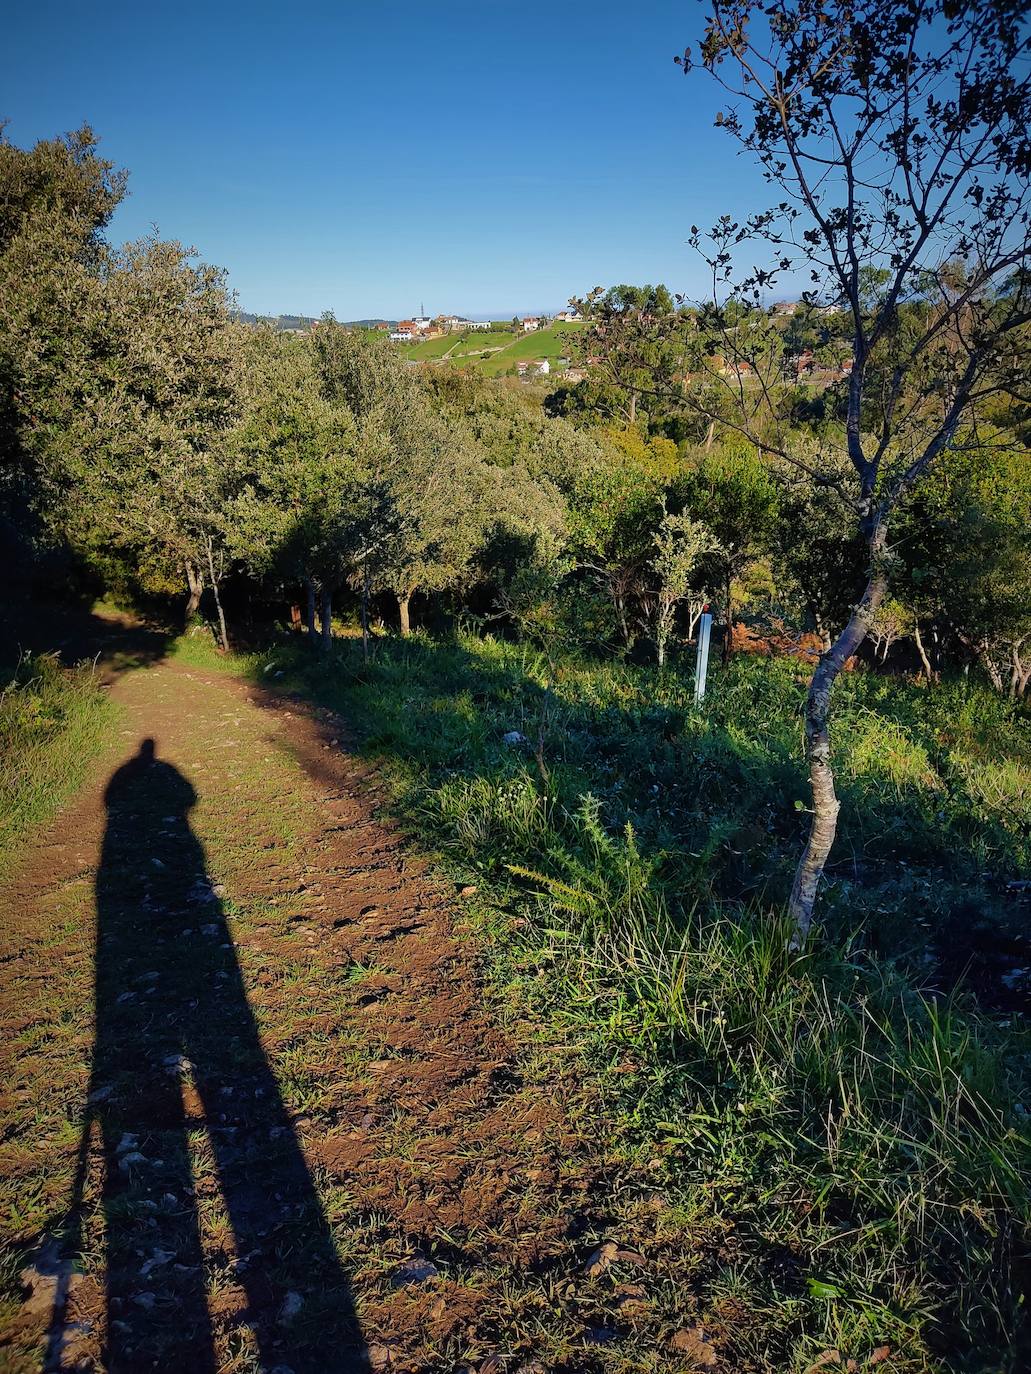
(0, 652, 115, 876)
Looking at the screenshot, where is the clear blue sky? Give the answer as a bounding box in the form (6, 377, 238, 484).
(5, 1, 773, 319)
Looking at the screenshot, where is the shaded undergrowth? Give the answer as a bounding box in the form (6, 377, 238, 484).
(0, 653, 115, 877)
(174, 628, 1031, 1372)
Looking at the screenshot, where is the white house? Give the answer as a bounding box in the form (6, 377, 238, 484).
(521, 316, 540, 331)
(556, 309, 580, 322)
(390, 330, 412, 342)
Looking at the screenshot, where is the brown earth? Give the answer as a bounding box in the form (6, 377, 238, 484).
(0, 654, 717, 1374)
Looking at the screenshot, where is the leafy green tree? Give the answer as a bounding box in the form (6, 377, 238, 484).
(899, 438, 1031, 695)
(574, 284, 686, 427)
(0, 125, 127, 545)
(679, 446, 780, 658)
(567, 453, 663, 648)
(644, 504, 719, 667)
(226, 328, 359, 642)
(677, 0, 1031, 937)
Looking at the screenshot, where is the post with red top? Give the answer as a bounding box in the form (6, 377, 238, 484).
(694, 605, 712, 703)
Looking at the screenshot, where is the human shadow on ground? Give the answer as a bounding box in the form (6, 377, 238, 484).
(65, 738, 368, 1373)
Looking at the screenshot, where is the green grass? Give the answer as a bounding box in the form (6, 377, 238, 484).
(401, 332, 457, 361)
(401, 322, 587, 373)
(447, 328, 520, 356)
(478, 322, 586, 374)
(172, 628, 1031, 1372)
(0, 653, 116, 877)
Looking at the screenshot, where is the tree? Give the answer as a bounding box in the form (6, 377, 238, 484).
(644, 504, 719, 667)
(574, 284, 685, 426)
(679, 445, 780, 658)
(0, 125, 128, 550)
(567, 455, 664, 649)
(676, 0, 1031, 939)
(225, 328, 360, 644)
(59, 237, 243, 640)
(898, 436, 1031, 694)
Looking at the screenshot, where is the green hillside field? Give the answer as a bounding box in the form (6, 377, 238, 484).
(401, 321, 586, 373)
(478, 321, 585, 375)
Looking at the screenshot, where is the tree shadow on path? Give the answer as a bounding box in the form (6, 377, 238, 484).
(64, 738, 368, 1373)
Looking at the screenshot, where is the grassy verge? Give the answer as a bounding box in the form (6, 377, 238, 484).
(172, 629, 1031, 1372)
(0, 653, 116, 877)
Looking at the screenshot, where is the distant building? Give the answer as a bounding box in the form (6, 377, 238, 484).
(516, 358, 550, 377)
(771, 301, 798, 317)
(521, 316, 540, 331)
(556, 309, 580, 322)
(717, 357, 754, 379)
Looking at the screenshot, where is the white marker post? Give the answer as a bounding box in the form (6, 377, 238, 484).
(694, 608, 712, 704)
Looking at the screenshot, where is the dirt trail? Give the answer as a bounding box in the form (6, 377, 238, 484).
(0, 656, 680, 1374)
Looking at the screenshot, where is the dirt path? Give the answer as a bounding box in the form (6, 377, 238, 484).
(0, 657, 685, 1374)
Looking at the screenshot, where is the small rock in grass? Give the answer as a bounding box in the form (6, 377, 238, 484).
(392, 1258, 438, 1286)
(139, 1249, 175, 1277)
(585, 1325, 619, 1344)
(584, 1240, 646, 1277)
(278, 1291, 303, 1323)
(671, 1325, 718, 1366)
(118, 1151, 148, 1170)
(132, 1291, 157, 1311)
(502, 730, 528, 746)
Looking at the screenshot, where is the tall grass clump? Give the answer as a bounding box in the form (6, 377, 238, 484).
(0, 652, 114, 875)
(514, 830, 1029, 1369)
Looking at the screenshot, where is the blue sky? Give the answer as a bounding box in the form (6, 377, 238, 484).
(5, 2, 773, 318)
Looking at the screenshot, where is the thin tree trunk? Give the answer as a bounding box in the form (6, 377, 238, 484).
(398, 588, 413, 637)
(913, 620, 933, 679)
(722, 568, 734, 663)
(304, 579, 317, 641)
(320, 586, 332, 653)
(613, 588, 631, 647)
(205, 540, 230, 653)
(788, 547, 889, 942)
(1011, 640, 1030, 699)
(704, 419, 715, 451)
(361, 560, 371, 665)
(185, 562, 204, 621)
